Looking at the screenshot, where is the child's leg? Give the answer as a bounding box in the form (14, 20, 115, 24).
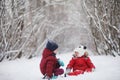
(54, 68, 64, 76)
(68, 70, 84, 76)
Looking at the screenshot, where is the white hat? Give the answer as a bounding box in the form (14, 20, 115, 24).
(74, 47, 85, 57)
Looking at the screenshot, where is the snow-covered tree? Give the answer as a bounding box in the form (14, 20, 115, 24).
(83, 0, 120, 56)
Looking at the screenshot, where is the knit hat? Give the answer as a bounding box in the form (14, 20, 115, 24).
(46, 41, 58, 51)
(74, 46, 87, 57)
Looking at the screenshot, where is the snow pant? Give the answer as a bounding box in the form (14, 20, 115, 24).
(68, 70, 84, 76)
(54, 68, 64, 76)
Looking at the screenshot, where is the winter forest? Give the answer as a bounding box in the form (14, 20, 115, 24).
(0, 0, 120, 61)
(0, 0, 120, 80)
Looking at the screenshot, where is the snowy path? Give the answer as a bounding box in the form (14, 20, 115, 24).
(0, 53, 120, 80)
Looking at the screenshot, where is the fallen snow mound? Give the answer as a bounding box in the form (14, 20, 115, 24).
(0, 52, 120, 80)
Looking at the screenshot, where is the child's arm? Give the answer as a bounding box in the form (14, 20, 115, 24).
(67, 58, 75, 69)
(64, 58, 76, 77)
(55, 59, 64, 68)
(87, 57, 95, 68)
(85, 57, 95, 72)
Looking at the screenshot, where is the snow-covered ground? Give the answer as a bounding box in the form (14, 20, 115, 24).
(0, 52, 120, 80)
